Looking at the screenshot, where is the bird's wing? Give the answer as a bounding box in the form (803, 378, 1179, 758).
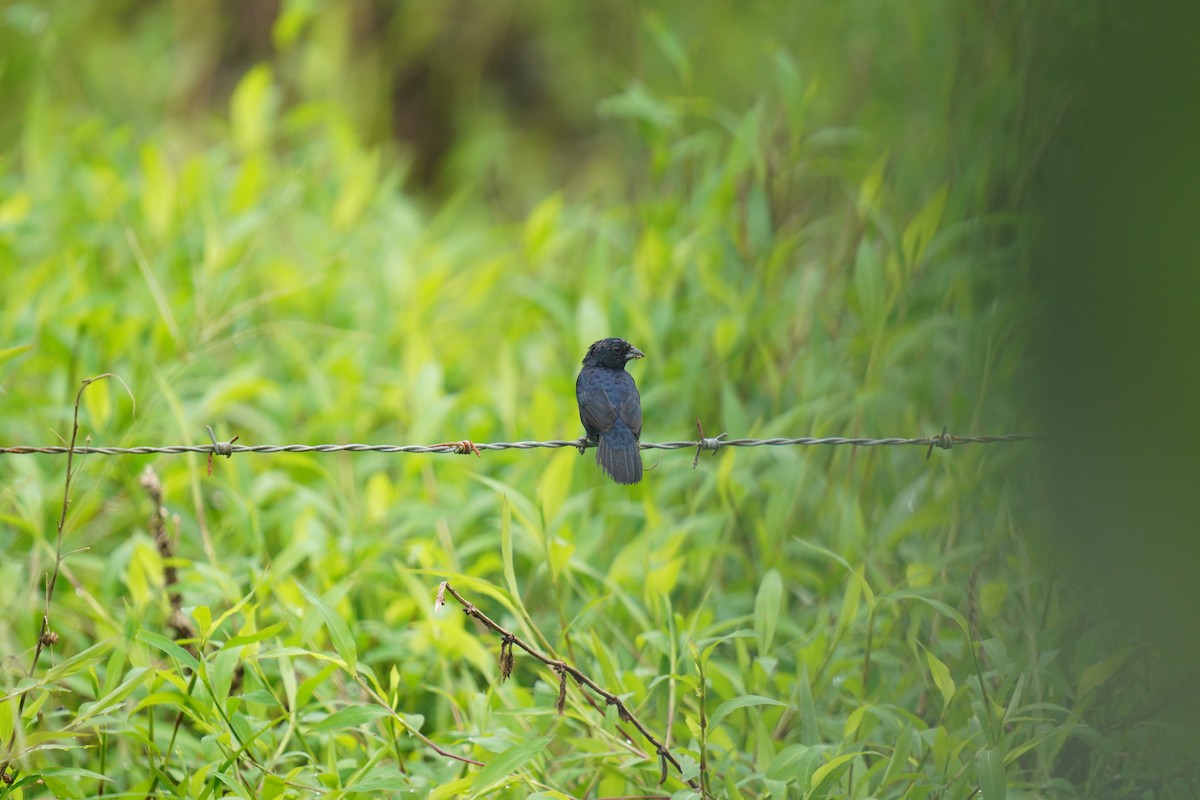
(576, 369, 619, 434)
(617, 374, 642, 439)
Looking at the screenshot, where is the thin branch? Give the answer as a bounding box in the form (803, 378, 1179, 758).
(436, 582, 700, 791)
(1, 373, 126, 784)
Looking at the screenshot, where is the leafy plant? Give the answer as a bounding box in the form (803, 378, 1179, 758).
(0, 3, 1191, 799)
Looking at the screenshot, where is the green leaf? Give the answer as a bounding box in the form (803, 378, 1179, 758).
(225, 622, 288, 648)
(364, 471, 394, 523)
(708, 694, 790, 731)
(883, 727, 913, 785)
(902, 184, 948, 269)
(470, 735, 554, 797)
(347, 767, 412, 792)
(793, 538, 855, 574)
(297, 582, 357, 673)
(82, 373, 112, 430)
(538, 446, 575, 530)
(138, 143, 175, 236)
(310, 704, 393, 732)
(858, 154, 888, 216)
(722, 771, 749, 800)
(76, 667, 152, 725)
(41, 768, 111, 784)
(746, 184, 773, 254)
(838, 565, 862, 631)
(885, 590, 971, 639)
(645, 13, 692, 84)
(523, 192, 563, 257)
(211, 646, 240, 704)
(192, 605, 212, 639)
(810, 752, 858, 791)
(923, 645, 956, 712)
(500, 496, 521, 609)
(843, 703, 870, 740)
(332, 143, 380, 230)
(42, 775, 86, 800)
(1079, 648, 1132, 698)
(764, 743, 809, 782)
(851, 564, 876, 612)
(136, 630, 199, 672)
(0, 696, 12, 741)
(854, 238, 886, 331)
(431, 777, 474, 800)
(754, 568, 784, 654)
(596, 83, 677, 130)
(0, 343, 34, 364)
(976, 745, 1006, 800)
(797, 663, 818, 745)
(230, 64, 276, 152)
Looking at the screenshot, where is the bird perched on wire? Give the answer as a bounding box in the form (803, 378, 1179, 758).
(576, 337, 645, 484)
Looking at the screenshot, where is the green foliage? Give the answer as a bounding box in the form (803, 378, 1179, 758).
(0, 2, 1190, 799)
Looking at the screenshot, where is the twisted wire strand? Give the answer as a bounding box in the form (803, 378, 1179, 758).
(0, 433, 1043, 457)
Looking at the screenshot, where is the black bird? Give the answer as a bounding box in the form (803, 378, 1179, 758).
(576, 338, 645, 484)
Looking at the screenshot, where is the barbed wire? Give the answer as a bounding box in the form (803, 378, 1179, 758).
(0, 424, 1043, 465)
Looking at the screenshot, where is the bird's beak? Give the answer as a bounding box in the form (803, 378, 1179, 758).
(626, 347, 645, 361)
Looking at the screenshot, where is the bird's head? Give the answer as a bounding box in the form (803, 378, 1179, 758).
(582, 338, 645, 369)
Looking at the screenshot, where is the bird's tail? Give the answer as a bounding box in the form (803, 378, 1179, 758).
(596, 422, 643, 485)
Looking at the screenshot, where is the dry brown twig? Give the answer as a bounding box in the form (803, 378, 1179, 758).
(1, 374, 133, 785)
(436, 581, 701, 791)
(140, 465, 198, 645)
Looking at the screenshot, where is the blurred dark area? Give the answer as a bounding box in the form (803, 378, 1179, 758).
(0, 0, 642, 199)
(0, 0, 1046, 213)
(1035, 0, 1200, 762)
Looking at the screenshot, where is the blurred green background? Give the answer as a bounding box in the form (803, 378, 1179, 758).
(0, 1, 1195, 798)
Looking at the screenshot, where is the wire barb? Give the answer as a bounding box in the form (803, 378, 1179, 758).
(206, 425, 239, 475)
(692, 418, 728, 468)
(926, 426, 952, 460)
(432, 439, 481, 456)
(206, 425, 237, 458)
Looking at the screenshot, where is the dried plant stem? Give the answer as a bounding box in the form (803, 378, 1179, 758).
(1, 374, 127, 784)
(437, 581, 699, 790)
